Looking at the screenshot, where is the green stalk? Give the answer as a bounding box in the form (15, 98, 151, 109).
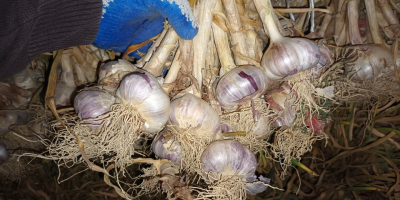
(291, 159, 319, 176)
(222, 131, 247, 137)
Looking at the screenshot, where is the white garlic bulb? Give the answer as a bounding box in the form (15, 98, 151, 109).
(215, 65, 269, 109)
(152, 133, 182, 165)
(98, 59, 138, 90)
(74, 89, 115, 128)
(201, 140, 270, 195)
(255, 0, 320, 80)
(117, 71, 170, 133)
(169, 93, 220, 136)
(346, 45, 398, 81)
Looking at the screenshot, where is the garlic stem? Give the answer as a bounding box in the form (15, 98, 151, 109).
(222, 0, 249, 65)
(375, 5, 396, 39)
(274, 7, 332, 13)
(316, 13, 332, 38)
(192, 0, 216, 89)
(144, 29, 179, 77)
(253, 0, 284, 41)
(212, 0, 236, 75)
(347, 0, 363, 45)
(136, 27, 168, 68)
(377, 0, 400, 33)
(364, 0, 384, 44)
(334, 0, 347, 46)
(163, 49, 181, 94)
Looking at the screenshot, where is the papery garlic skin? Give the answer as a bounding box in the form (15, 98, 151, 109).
(152, 133, 182, 165)
(347, 45, 396, 81)
(74, 90, 115, 126)
(310, 41, 335, 78)
(117, 72, 170, 133)
(215, 65, 269, 109)
(201, 140, 270, 195)
(169, 93, 220, 136)
(261, 38, 320, 80)
(98, 59, 137, 90)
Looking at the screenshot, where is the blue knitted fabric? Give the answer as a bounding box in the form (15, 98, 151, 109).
(93, 0, 198, 58)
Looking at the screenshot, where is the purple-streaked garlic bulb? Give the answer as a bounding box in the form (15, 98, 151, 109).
(346, 45, 398, 81)
(74, 90, 115, 128)
(201, 140, 270, 195)
(310, 41, 335, 78)
(0, 110, 29, 135)
(215, 65, 269, 110)
(117, 72, 170, 133)
(255, 0, 320, 80)
(98, 59, 137, 90)
(169, 93, 220, 136)
(0, 139, 13, 165)
(152, 133, 182, 165)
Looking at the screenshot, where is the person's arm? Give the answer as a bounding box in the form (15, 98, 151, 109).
(0, 0, 102, 81)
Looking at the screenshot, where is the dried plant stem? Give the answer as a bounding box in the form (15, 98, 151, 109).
(236, 0, 257, 61)
(348, 0, 363, 45)
(212, 0, 236, 75)
(222, 0, 249, 65)
(364, 0, 384, 44)
(334, 0, 347, 46)
(377, 0, 399, 33)
(136, 27, 168, 68)
(163, 49, 181, 93)
(274, 8, 332, 13)
(253, 0, 284, 41)
(192, 0, 216, 90)
(375, 6, 396, 39)
(143, 28, 178, 77)
(316, 12, 332, 38)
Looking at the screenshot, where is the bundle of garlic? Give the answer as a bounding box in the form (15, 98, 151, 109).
(47, 59, 170, 171)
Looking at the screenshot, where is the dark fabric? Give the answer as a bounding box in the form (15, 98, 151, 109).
(0, 0, 102, 81)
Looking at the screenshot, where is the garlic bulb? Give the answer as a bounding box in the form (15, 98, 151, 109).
(346, 45, 397, 81)
(169, 93, 220, 136)
(215, 65, 269, 109)
(201, 140, 270, 195)
(255, 0, 320, 80)
(0, 138, 13, 165)
(0, 110, 29, 135)
(117, 72, 170, 133)
(74, 89, 115, 127)
(152, 133, 182, 165)
(98, 59, 137, 90)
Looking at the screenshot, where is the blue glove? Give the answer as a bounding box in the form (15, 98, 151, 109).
(93, 0, 198, 58)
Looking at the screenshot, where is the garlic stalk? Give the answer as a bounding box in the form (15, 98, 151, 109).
(117, 71, 170, 133)
(212, 0, 236, 76)
(169, 93, 221, 136)
(201, 140, 270, 196)
(364, 0, 383, 44)
(254, 0, 320, 80)
(215, 65, 269, 109)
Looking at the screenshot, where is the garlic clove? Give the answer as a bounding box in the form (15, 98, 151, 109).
(152, 133, 182, 165)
